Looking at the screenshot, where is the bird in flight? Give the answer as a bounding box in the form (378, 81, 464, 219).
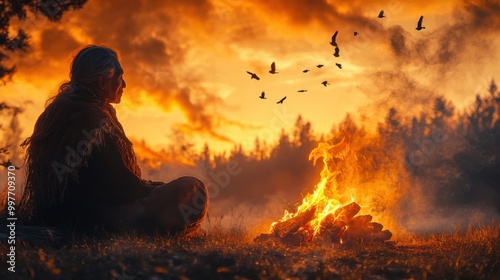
(277, 96, 287, 104)
(269, 62, 279, 74)
(378, 10, 385, 18)
(354, 31, 359, 36)
(321, 81, 330, 87)
(316, 64, 324, 68)
(297, 89, 308, 92)
(330, 31, 338, 47)
(303, 69, 310, 73)
(335, 63, 342, 69)
(333, 46, 340, 57)
(259, 91, 266, 99)
(246, 71, 260, 80)
(416, 16, 426, 31)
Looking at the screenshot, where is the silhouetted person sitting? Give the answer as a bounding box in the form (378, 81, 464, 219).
(18, 45, 208, 236)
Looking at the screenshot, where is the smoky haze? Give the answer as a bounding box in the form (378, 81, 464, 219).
(354, 0, 500, 233)
(360, 0, 500, 117)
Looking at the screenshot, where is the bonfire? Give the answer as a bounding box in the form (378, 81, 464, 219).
(256, 138, 392, 246)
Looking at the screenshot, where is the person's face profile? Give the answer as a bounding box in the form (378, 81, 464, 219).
(103, 62, 126, 104)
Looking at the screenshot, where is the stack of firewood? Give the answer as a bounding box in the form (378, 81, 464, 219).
(255, 202, 392, 246)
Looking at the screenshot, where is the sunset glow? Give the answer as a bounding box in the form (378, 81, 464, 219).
(2, 0, 499, 156)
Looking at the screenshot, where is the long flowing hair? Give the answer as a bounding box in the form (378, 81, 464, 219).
(18, 45, 139, 226)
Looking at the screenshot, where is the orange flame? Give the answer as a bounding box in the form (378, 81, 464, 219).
(272, 137, 359, 237)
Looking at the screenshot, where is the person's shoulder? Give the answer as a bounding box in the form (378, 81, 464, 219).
(62, 102, 106, 121)
(50, 99, 110, 129)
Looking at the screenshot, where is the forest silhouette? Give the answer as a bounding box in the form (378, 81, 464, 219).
(1, 80, 500, 232)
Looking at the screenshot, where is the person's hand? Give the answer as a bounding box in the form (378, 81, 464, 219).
(142, 179, 165, 188)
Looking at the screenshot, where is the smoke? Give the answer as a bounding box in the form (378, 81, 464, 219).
(369, 0, 500, 233)
(361, 0, 500, 119)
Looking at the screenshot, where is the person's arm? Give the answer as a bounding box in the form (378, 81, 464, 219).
(76, 133, 153, 205)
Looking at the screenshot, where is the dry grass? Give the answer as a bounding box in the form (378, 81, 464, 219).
(1, 223, 499, 279)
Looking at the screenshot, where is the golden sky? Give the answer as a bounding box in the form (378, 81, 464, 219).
(2, 0, 500, 153)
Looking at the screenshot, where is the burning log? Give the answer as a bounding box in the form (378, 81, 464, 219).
(334, 202, 361, 222)
(319, 214, 346, 243)
(370, 229, 392, 242)
(369, 222, 383, 233)
(256, 202, 392, 246)
(340, 214, 391, 243)
(272, 208, 316, 238)
(349, 214, 372, 225)
(342, 224, 374, 241)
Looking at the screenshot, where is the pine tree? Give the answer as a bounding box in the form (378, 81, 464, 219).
(0, 0, 87, 82)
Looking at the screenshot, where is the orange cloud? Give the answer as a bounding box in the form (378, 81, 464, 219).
(6, 0, 500, 152)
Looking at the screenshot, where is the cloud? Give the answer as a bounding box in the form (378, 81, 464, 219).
(247, 0, 377, 30)
(12, 0, 244, 144)
(8, 0, 500, 150)
(39, 28, 80, 60)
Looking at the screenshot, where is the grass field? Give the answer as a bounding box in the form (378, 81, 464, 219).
(1, 223, 500, 280)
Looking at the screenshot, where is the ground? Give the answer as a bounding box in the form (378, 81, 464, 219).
(1, 224, 499, 279)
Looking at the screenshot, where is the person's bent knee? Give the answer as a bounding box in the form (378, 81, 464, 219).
(173, 176, 209, 225)
(145, 176, 209, 233)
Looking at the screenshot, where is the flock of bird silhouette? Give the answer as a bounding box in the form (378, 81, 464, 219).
(247, 11, 426, 104)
